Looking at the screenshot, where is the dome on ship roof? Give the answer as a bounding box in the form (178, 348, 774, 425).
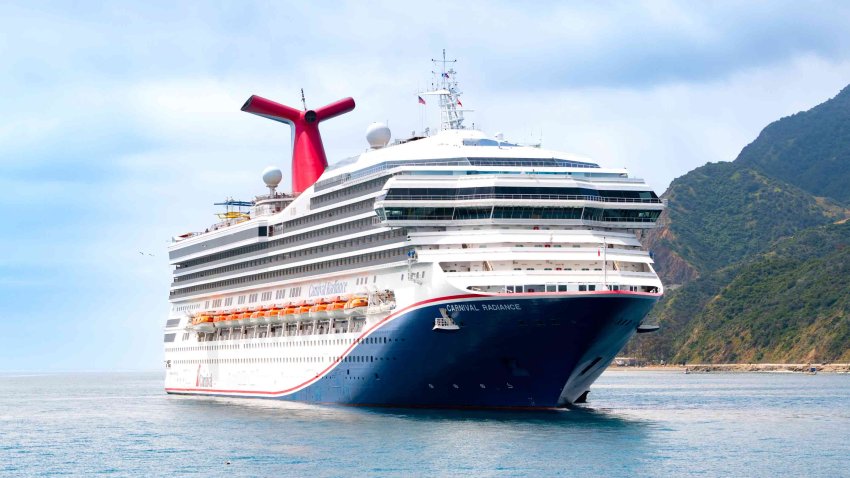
(262, 166, 283, 188)
(366, 122, 391, 149)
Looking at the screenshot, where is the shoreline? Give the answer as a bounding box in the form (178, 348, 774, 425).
(608, 363, 850, 373)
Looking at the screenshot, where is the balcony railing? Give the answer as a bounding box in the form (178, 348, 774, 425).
(381, 194, 662, 204)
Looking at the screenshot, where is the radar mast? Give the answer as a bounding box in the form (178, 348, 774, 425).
(422, 49, 468, 130)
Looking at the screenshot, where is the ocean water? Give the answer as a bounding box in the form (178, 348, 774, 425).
(1, 371, 848, 477)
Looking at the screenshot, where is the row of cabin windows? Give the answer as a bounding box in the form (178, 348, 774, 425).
(166, 336, 398, 353)
(377, 206, 661, 222)
(171, 336, 405, 352)
(313, 157, 601, 192)
(280, 199, 374, 230)
(171, 247, 409, 297)
(177, 216, 379, 270)
(385, 187, 658, 201)
(172, 304, 201, 312)
(175, 229, 405, 283)
(172, 355, 392, 365)
(311, 177, 388, 207)
(501, 284, 639, 293)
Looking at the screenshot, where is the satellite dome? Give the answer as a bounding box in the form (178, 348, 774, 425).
(262, 166, 283, 188)
(366, 122, 391, 149)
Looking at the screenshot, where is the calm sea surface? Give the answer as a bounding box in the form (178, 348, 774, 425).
(1, 371, 848, 477)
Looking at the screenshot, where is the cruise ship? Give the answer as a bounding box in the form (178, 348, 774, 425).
(163, 56, 664, 408)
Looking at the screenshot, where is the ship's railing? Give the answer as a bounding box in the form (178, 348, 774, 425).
(381, 193, 662, 203)
(379, 217, 658, 223)
(314, 158, 605, 192)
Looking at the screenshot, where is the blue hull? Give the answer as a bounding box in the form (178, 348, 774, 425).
(176, 293, 657, 408)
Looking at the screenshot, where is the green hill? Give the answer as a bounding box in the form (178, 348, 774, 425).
(641, 222, 850, 363)
(645, 161, 847, 284)
(736, 85, 850, 205)
(633, 83, 850, 363)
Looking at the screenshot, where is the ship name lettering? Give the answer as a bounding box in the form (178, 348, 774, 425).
(446, 304, 479, 312)
(445, 303, 521, 312)
(481, 303, 522, 311)
(309, 281, 349, 297)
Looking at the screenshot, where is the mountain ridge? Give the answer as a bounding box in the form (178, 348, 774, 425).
(632, 83, 850, 363)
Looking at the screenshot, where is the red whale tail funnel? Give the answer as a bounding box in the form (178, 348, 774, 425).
(241, 95, 356, 194)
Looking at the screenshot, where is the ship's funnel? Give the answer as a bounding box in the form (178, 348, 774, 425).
(241, 95, 355, 194)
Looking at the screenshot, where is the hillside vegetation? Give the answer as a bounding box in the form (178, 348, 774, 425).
(644, 161, 847, 285)
(640, 222, 850, 363)
(633, 83, 850, 363)
(736, 85, 850, 205)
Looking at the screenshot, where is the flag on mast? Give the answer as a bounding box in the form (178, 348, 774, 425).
(457, 98, 463, 107)
(418, 95, 426, 105)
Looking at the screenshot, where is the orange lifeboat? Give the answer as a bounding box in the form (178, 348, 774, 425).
(195, 312, 216, 332)
(235, 308, 252, 327)
(344, 296, 369, 316)
(263, 306, 282, 325)
(296, 302, 313, 315)
(213, 313, 229, 329)
(194, 311, 215, 332)
(224, 311, 238, 325)
(326, 298, 348, 319)
(249, 307, 266, 326)
(281, 302, 300, 321)
(309, 299, 330, 319)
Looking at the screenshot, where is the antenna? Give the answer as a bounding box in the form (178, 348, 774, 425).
(419, 49, 469, 130)
(300, 89, 307, 110)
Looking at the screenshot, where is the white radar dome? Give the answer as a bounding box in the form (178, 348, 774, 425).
(262, 166, 283, 188)
(366, 122, 391, 149)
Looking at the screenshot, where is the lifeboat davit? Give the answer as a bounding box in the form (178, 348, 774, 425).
(344, 296, 369, 316)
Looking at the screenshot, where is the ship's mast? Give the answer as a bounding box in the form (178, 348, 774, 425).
(423, 49, 466, 130)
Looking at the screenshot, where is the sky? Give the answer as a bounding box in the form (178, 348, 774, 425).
(2, 1, 850, 371)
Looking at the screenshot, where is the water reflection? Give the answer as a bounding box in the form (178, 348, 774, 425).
(168, 392, 650, 434)
(5, 372, 848, 477)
